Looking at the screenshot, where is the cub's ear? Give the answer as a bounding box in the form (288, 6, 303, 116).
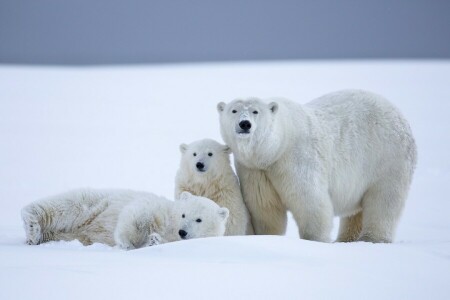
(179, 143, 188, 153)
(179, 191, 192, 201)
(217, 102, 226, 113)
(218, 207, 229, 221)
(223, 145, 232, 154)
(269, 102, 278, 114)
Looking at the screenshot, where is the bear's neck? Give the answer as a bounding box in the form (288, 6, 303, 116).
(232, 104, 311, 170)
(232, 126, 289, 170)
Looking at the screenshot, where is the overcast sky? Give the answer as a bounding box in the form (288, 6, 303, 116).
(1, 1, 449, 65)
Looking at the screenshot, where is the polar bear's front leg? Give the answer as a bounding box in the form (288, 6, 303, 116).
(115, 229, 164, 250)
(115, 202, 166, 250)
(236, 163, 287, 235)
(285, 188, 334, 242)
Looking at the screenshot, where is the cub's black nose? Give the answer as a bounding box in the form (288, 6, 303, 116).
(196, 162, 204, 170)
(239, 120, 252, 131)
(179, 229, 188, 238)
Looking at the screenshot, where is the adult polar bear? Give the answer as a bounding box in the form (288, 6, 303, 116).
(217, 90, 417, 243)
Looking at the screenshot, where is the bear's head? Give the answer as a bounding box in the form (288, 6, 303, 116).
(217, 98, 279, 141)
(179, 139, 231, 178)
(217, 98, 282, 168)
(175, 191, 229, 240)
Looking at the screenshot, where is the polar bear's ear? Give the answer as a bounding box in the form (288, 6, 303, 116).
(223, 145, 232, 154)
(269, 102, 279, 114)
(217, 102, 226, 113)
(218, 207, 229, 221)
(179, 191, 191, 201)
(179, 143, 188, 153)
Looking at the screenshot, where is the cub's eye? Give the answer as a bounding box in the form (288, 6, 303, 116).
(193, 153, 197, 157)
(253, 110, 258, 114)
(232, 110, 237, 114)
(208, 153, 213, 157)
(196, 219, 202, 223)
(182, 214, 185, 218)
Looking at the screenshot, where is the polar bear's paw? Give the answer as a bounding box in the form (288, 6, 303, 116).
(23, 219, 42, 245)
(146, 232, 163, 247)
(358, 233, 391, 244)
(116, 240, 133, 250)
(116, 232, 163, 250)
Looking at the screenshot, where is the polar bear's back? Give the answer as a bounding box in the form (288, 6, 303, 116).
(306, 90, 416, 164)
(304, 90, 417, 215)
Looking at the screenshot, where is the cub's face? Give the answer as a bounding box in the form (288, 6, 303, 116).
(217, 98, 278, 141)
(179, 139, 231, 176)
(175, 192, 229, 240)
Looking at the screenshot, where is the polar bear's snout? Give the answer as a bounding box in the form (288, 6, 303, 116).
(237, 120, 252, 135)
(239, 120, 252, 132)
(196, 162, 205, 172)
(235, 110, 254, 135)
(178, 229, 188, 239)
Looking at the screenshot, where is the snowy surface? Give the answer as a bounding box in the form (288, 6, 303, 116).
(1, 60, 449, 299)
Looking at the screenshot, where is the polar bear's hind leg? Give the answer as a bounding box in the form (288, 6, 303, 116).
(336, 211, 363, 242)
(21, 205, 43, 245)
(358, 179, 408, 243)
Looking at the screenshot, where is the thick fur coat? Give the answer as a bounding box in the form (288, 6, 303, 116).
(218, 90, 417, 243)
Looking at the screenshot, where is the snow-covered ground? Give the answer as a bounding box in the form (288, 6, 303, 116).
(0, 61, 449, 299)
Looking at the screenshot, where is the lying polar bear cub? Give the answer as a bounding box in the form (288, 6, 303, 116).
(21, 189, 229, 249)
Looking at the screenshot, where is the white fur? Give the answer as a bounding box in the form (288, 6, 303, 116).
(175, 139, 254, 235)
(21, 189, 229, 249)
(218, 90, 417, 243)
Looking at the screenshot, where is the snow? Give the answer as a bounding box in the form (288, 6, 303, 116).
(1, 60, 449, 299)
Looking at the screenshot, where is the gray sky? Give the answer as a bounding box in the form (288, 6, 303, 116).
(1, 1, 449, 65)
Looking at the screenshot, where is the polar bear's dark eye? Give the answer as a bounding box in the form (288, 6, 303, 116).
(232, 110, 237, 113)
(196, 219, 202, 223)
(253, 110, 258, 114)
(182, 214, 185, 218)
(208, 153, 213, 157)
(193, 153, 197, 157)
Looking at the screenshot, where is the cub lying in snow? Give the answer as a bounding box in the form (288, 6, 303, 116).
(21, 189, 229, 249)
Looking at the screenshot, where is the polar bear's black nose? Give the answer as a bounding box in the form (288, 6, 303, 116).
(179, 229, 187, 238)
(196, 162, 204, 170)
(239, 120, 252, 131)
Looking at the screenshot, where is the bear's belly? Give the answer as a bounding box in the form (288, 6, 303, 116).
(328, 181, 367, 217)
(330, 195, 362, 217)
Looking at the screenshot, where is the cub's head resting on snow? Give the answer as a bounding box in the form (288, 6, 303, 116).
(179, 139, 231, 178)
(175, 192, 229, 240)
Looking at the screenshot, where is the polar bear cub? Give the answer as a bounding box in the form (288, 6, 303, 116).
(21, 189, 229, 249)
(175, 139, 254, 235)
(218, 90, 417, 243)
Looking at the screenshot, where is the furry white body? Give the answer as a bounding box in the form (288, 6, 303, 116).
(22, 189, 229, 249)
(218, 90, 417, 243)
(175, 139, 254, 235)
